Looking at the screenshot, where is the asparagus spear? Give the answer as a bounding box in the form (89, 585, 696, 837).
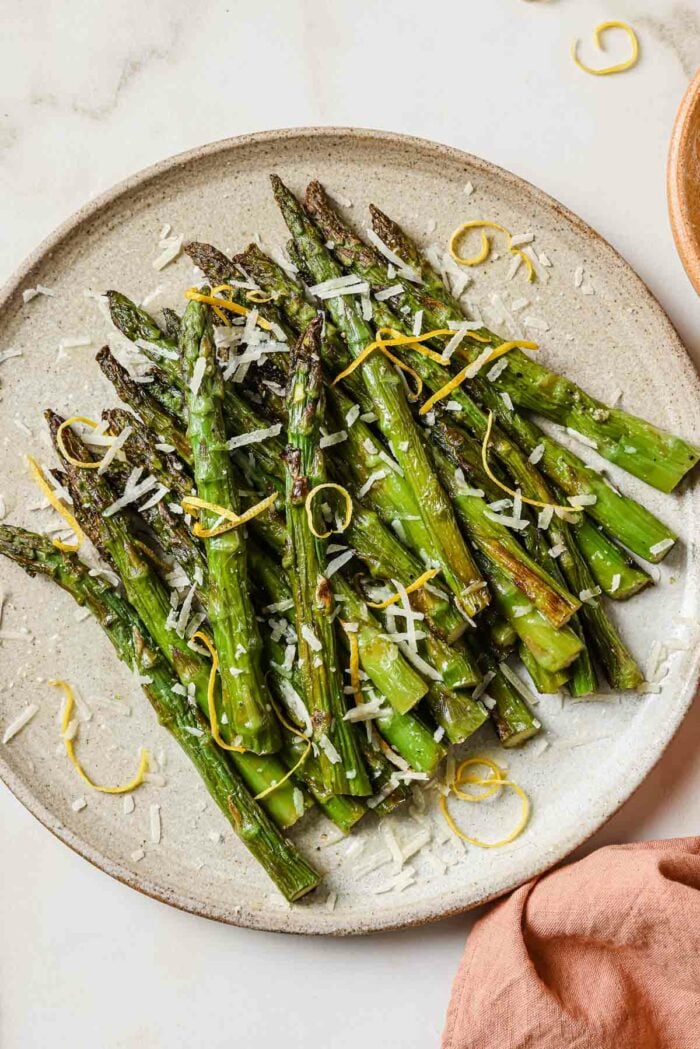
(304, 184, 677, 562)
(180, 299, 280, 754)
(283, 316, 370, 795)
(0, 526, 319, 900)
(519, 644, 570, 695)
(270, 174, 489, 619)
(253, 559, 417, 820)
(483, 610, 518, 657)
(467, 641, 541, 747)
(96, 347, 191, 463)
(574, 518, 652, 599)
(474, 551, 583, 674)
(45, 413, 308, 827)
(368, 204, 700, 493)
(546, 485, 644, 690)
(245, 453, 486, 740)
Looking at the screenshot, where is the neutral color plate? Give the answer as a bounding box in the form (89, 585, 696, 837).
(1, 128, 698, 935)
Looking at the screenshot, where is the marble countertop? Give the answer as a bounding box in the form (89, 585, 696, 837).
(1, 2, 698, 1047)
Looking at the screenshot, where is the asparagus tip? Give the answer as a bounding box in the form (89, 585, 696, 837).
(182, 241, 232, 283)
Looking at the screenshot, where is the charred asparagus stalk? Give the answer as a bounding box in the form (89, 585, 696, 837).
(283, 317, 370, 795)
(180, 299, 280, 754)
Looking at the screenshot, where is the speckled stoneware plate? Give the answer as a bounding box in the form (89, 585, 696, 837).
(1, 128, 699, 935)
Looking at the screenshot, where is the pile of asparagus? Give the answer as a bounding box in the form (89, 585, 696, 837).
(2, 177, 696, 902)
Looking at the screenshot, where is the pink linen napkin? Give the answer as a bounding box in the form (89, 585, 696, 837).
(443, 837, 700, 1049)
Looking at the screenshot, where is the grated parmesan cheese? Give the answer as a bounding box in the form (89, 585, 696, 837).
(226, 423, 282, 451)
(3, 704, 39, 743)
(189, 356, 207, 396)
(566, 428, 598, 449)
(325, 549, 355, 578)
(320, 430, 348, 449)
(149, 803, 161, 844)
(357, 469, 387, 498)
(374, 284, 404, 301)
(318, 734, 341, 764)
(301, 624, 322, 652)
(579, 586, 602, 605)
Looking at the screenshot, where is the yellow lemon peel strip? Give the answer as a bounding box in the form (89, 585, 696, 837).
(419, 341, 537, 416)
(190, 631, 246, 753)
(184, 287, 274, 331)
(481, 412, 573, 513)
(377, 326, 489, 361)
(450, 757, 504, 802)
(332, 332, 450, 398)
(304, 483, 353, 540)
(439, 754, 530, 848)
(55, 416, 105, 470)
(331, 327, 489, 390)
(341, 623, 364, 708)
(449, 221, 537, 282)
(367, 567, 440, 610)
(26, 455, 85, 552)
(181, 492, 278, 539)
(253, 702, 312, 801)
(51, 679, 149, 793)
(572, 20, 639, 76)
(245, 290, 275, 304)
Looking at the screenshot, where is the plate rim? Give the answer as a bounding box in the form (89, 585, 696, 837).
(1, 125, 698, 936)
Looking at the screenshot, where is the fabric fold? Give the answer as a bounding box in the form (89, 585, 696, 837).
(443, 837, 700, 1049)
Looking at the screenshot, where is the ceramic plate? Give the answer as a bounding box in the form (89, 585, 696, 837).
(1, 128, 698, 935)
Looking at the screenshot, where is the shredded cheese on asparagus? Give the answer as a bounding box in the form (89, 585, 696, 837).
(439, 756, 530, 848)
(480, 413, 574, 513)
(181, 492, 278, 539)
(419, 341, 537, 415)
(449, 221, 537, 282)
(367, 567, 440, 610)
(571, 20, 639, 76)
(304, 483, 353, 540)
(51, 679, 149, 793)
(26, 455, 85, 552)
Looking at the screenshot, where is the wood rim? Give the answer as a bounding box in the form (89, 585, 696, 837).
(668, 70, 700, 295)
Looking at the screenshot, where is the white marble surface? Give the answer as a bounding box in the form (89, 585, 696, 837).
(1, 2, 699, 1046)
